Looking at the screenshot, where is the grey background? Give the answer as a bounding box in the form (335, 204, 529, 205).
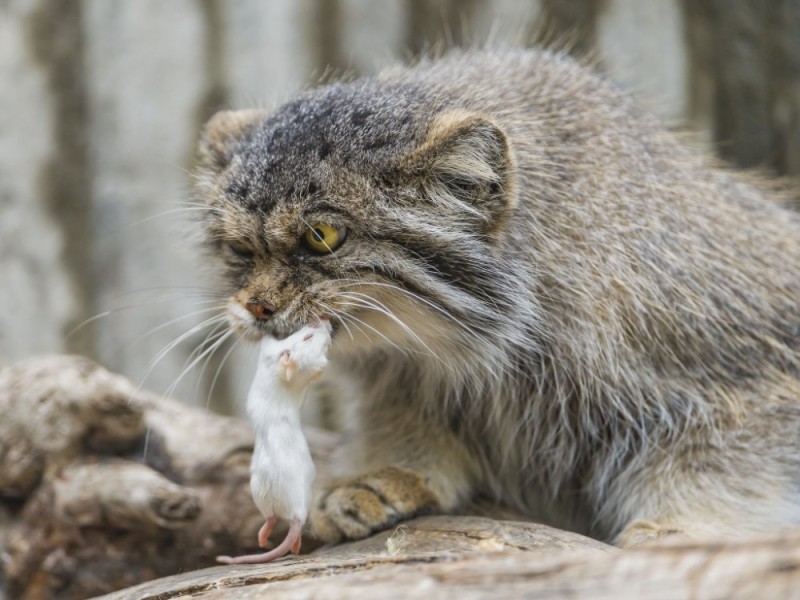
(1, 0, 798, 415)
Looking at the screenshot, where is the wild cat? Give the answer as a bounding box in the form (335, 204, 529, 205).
(196, 48, 800, 547)
(217, 321, 330, 564)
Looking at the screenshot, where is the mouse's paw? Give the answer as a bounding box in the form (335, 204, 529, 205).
(276, 323, 331, 386)
(308, 466, 439, 544)
(277, 348, 325, 386)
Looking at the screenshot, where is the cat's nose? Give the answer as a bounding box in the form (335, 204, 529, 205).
(245, 301, 276, 321)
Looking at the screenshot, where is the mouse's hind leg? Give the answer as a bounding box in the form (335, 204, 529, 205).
(257, 516, 277, 547)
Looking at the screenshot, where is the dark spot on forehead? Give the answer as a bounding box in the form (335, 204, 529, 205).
(317, 140, 332, 160)
(225, 179, 249, 200)
(351, 109, 372, 126)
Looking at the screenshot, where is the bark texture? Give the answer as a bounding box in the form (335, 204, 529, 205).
(0, 354, 338, 599)
(100, 524, 800, 600)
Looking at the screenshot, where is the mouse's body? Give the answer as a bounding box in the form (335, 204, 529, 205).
(217, 321, 330, 564)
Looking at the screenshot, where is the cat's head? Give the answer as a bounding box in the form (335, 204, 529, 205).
(195, 82, 517, 352)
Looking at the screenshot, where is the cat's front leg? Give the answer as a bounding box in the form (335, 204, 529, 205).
(308, 404, 478, 543)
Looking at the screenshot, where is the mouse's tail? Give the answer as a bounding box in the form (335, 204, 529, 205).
(217, 518, 303, 565)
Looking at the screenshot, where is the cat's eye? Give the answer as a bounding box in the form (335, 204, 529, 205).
(303, 223, 347, 254)
(226, 241, 254, 259)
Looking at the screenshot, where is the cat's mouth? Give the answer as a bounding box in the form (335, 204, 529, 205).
(226, 299, 340, 341)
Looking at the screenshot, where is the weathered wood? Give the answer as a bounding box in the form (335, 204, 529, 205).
(97, 515, 613, 600)
(0, 355, 340, 599)
(3, 355, 800, 600)
(98, 519, 800, 600)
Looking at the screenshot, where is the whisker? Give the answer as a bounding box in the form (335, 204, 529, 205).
(135, 314, 228, 396)
(126, 305, 228, 351)
(165, 328, 235, 399)
(327, 305, 409, 356)
(340, 279, 463, 325)
(183, 322, 229, 373)
(335, 312, 374, 345)
(188, 324, 232, 401)
(312, 300, 355, 342)
(206, 335, 243, 410)
(336, 295, 436, 357)
(104, 205, 225, 237)
(67, 296, 223, 339)
(339, 278, 498, 344)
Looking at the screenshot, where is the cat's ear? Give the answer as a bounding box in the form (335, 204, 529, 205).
(402, 110, 516, 232)
(197, 109, 265, 172)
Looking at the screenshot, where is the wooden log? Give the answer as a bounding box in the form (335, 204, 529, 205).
(0, 354, 320, 599)
(97, 517, 800, 600)
(3, 354, 800, 600)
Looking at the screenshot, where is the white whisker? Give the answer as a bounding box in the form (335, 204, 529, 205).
(206, 335, 243, 410)
(189, 324, 233, 402)
(135, 314, 229, 397)
(336, 295, 436, 357)
(330, 307, 409, 356)
(312, 300, 355, 342)
(128, 305, 228, 350)
(68, 295, 223, 339)
(165, 328, 235, 399)
(339, 279, 479, 336)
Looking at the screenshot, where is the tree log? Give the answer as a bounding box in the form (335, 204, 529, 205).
(97, 517, 800, 600)
(2, 355, 800, 600)
(0, 355, 338, 599)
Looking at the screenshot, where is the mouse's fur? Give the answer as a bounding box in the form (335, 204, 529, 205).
(196, 49, 800, 545)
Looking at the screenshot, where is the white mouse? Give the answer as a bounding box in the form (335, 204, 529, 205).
(217, 320, 331, 564)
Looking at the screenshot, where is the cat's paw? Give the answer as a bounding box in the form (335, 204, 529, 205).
(615, 519, 686, 547)
(309, 466, 439, 543)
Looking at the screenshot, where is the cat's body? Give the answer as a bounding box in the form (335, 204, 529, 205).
(197, 49, 800, 544)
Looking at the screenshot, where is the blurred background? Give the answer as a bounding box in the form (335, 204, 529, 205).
(1, 0, 799, 416)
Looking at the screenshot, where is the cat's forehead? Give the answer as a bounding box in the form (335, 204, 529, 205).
(227, 81, 429, 211)
(223, 153, 357, 219)
(254, 82, 425, 165)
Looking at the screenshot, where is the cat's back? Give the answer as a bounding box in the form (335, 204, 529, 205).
(387, 49, 800, 259)
(382, 49, 643, 138)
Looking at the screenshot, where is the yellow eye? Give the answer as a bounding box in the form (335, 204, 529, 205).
(303, 223, 347, 253)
